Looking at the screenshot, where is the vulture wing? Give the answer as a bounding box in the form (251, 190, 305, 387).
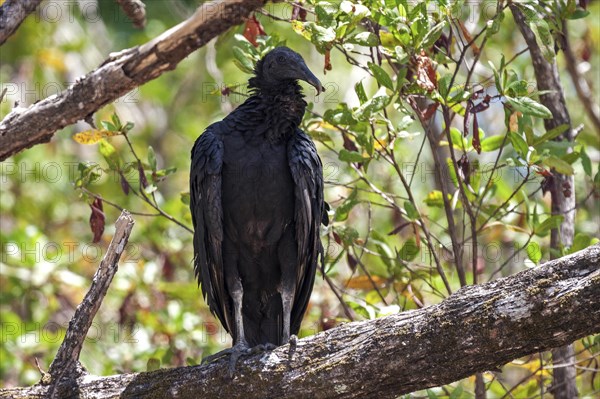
(287, 128, 326, 334)
(190, 124, 232, 334)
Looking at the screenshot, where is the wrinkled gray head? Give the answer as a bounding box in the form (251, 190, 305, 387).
(250, 47, 324, 94)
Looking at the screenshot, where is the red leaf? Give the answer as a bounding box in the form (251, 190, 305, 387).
(324, 49, 332, 74)
(457, 153, 471, 185)
(415, 52, 437, 92)
(243, 15, 266, 47)
(422, 102, 439, 121)
(89, 198, 105, 244)
(291, 2, 307, 21)
(346, 253, 358, 272)
(120, 172, 130, 195)
(333, 231, 342, 245)
(138, 163, 148, 188)
(342, 133, 358, 152)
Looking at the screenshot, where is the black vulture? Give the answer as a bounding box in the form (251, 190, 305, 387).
(190, 47, 327, 368)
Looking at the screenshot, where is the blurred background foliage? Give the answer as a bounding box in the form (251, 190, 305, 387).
(1, 0, 599, 397)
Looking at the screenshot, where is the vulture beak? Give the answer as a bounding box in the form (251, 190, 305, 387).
(297, 63, 325, 95)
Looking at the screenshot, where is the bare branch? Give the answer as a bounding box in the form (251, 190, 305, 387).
(0, 0, 267, 161)
(0, 0, 43, 45)
(46, 211, 135, 388)
(2, 244, 599, 399)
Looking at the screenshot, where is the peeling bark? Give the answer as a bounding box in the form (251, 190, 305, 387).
(0, 0, 266, 161)
(2, 245, 599, 399)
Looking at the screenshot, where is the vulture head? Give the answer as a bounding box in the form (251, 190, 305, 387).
(250, 47, 324, 95)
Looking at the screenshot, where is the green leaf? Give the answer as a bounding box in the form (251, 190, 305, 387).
(348, 31, 379, 46)
(571, 233, 592, 253)
(509, 131, 530, 159)
(148, 146, 157, 171)
(100, 121, 117, 132)
(528, 18, 554, 62)
(533, 124, 569, 146)
(180, 191, 190, 205)
(399, 237, 419, 261)
(355, 80, 368, 104)
(526, 241, 542, 264)
(536, 215, 564, 235)
(99, 139, 120, 169)
(111, 113, 122, 130)
(233, 47, 255, 73)
(505, 96, 553, 119)
(335, 188, 358, 221)
(568, 9, 590, 19)
(543, 156, 574, 175)
(420, 21, 446, 49)
(403, 201, 419, 221)
(580, 147, 592, 176)
(427, 389, 439, 399)
(368, 62, 394, 91)
(339, 149, 369, 163)
(480, 135, 506, 152)
(424, 190, 448, 208)
(353, 95, 390, 120)
(146, 358, 160, 372)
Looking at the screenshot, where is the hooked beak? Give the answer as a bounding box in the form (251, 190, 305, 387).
(297, 63, 325, 95)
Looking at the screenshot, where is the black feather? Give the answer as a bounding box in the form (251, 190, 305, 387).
(190, 47, 326, 347)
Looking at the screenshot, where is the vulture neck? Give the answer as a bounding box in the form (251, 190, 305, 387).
(249, 80, 307, 143)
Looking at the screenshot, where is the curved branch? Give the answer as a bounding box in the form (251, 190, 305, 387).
(0, 0, 266, 161)
(0, 0, 43, 45)
(2, 244, 599, 399)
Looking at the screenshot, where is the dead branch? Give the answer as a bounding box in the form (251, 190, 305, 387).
(0, 0, 266, 161)
(1, 244, 598, 399)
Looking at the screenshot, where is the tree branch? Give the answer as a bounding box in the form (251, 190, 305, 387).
(0, 0, 43, 45)
(2, 244, 598, 399)
(0, 0, 266, 161)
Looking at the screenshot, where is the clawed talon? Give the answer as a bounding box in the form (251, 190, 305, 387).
(226, 342, 277, 378)
(288, 334, 298, 362)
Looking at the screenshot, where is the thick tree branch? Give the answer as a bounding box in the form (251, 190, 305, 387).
(0, 0, 43, 45)
(2, 244, 599, 399)
(0, 0, 266, 161)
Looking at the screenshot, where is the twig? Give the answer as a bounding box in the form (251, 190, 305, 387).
(46, 211, 135, 396)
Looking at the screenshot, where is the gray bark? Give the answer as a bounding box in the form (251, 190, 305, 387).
(0, 0, 266, 161)
(2, 244, 599, 399)
(0, 0, 43, 45)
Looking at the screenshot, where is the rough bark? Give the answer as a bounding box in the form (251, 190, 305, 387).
(510, 5, 579, 398)
(46, 211, 134, 397)
(2, 244, 599, 399)
(0, 0, 266, 161)
(0, 0, 43, 45)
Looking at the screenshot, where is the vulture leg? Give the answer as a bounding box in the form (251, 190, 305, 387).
(227, 274, 251, 376)
(278, 226, 298, 344)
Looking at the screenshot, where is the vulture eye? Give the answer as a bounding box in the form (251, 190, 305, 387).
(276, 55, 286, 63)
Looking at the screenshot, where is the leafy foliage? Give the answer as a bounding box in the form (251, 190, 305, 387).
(1, 0, 599, 396)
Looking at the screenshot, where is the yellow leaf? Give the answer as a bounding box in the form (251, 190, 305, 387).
(72, 129, 118, 145)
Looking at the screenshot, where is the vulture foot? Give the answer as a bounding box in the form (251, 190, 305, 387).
(227, 342, 277, 378)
